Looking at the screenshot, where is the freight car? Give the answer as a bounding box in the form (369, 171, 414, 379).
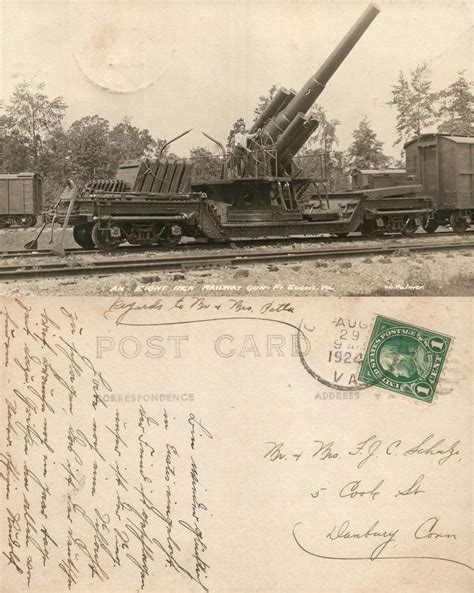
(405, 134, 474, 233)
(0, 172, 42, 228)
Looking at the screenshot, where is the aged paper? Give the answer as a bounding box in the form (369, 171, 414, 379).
(1, 0, 473, 591)
(1, 296, 472, 592)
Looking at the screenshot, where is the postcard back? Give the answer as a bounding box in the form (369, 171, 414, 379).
(0, 296, 472, 593)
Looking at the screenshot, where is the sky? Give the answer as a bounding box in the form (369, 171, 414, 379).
(1, 0, 472, 159)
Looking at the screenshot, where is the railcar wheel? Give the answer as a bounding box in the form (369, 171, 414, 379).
(334, 232, 349, 238)
(73, 224, 96, 249)
(20, 215, 37, 228)
(360, 220, 384, 237)
(422, 220, 439, 234)
(450, 213, 468, 233)
(401, 217, 419, 236)
(91, 223, 122, 250)
(156, 224, 182, 247)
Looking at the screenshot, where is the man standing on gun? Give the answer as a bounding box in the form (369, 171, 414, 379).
(232, 125, 260, 177)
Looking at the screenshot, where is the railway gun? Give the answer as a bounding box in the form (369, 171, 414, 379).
(48, 3, 393, 250)
(4, 4, 471, 252)
(44, 3, 442, 251)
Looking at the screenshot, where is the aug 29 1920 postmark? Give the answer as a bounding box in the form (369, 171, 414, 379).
(359, 316, 451, 403)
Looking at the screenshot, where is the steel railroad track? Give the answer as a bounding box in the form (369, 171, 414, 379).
(0, 238, 473, 281)
(0, 230, 466, 260)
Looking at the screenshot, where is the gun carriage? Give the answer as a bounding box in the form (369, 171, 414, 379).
(47, 3, 435, 250)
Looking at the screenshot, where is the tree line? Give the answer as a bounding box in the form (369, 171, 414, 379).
(0, 65, 472, 199)
(0, 81, 172, 200)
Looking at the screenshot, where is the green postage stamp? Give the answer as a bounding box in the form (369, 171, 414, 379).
(359, 316, 451, 402)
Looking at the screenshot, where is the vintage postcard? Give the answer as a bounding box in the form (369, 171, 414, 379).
(1, 1, 473, 592)
(0, 295, 472, 592)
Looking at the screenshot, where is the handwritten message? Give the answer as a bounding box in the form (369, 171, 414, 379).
(1, 299, 213, 592)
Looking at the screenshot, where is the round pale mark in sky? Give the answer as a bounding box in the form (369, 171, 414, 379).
(74, 22, 172, 94)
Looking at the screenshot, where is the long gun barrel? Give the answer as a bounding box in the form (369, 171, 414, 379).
(249, 87, 296, 134)
(262, 3, 380, 143)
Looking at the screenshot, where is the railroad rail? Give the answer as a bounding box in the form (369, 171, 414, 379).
(0, 230, 466, 260)
(0, 238, 472, 281)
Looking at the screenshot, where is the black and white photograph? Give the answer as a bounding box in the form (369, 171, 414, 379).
(1, 0, 473, 296)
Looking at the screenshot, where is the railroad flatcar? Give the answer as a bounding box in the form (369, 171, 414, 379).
(404, 134, 474, 233)
(0, 172, 42, 228)
(49, 5, 414, 248)
(67, 158, 202, 250)
(44, 4, 435, 250)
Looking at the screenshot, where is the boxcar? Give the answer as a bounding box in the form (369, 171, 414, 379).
(405, 134, 474, 232)
(0, 172, 43, 227)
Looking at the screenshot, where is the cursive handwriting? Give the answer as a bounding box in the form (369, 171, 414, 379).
(293, 520, 472, 571)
